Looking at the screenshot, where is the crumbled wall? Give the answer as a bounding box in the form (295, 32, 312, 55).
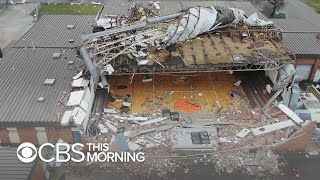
(272, 121, 316, 153)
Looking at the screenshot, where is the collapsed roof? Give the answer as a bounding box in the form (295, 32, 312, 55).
(81, 6, 293, 76)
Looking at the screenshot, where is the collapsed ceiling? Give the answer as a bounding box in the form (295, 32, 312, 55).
(81, 5, 293, 76)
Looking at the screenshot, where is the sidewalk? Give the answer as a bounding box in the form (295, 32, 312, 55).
(0, 4, 34, 49)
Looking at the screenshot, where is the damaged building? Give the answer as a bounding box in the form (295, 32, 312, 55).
(0, 0, 319, 178)
(56, 0, 320, 175)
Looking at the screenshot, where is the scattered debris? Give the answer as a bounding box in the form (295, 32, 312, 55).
(236, 128, 251, 138)
(67, 90, 85, 106)
(104, 108, 117, 114)
(106, 121, 117, 132)
(252, 120, 296, 136)
(230, 90, 243, 99)
(233, 80, 241, 86)
(61, 110, 72, 126)
(139, 117, 167, 126)
(98, 124, 109, 133)
(219, 137, 232, 143)
(72, 107, 86, 126)
(72, 71, 83, 80)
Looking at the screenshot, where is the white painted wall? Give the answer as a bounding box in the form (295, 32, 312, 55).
(7, 128, 20, 143)
(296, 64, 312, 80)
(36, 127, 48, 144)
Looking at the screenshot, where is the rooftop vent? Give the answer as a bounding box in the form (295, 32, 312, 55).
(44, 79, 55, 86)
(232, 55, 244, 61)
(53, 53, 61, 59)
(67, 25, 75, 29)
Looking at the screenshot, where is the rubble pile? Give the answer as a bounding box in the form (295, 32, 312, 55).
(126, 2, 160, 23)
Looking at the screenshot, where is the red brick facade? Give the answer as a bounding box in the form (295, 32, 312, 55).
(46, 127, 74, 144)
(273, 121, 316, 153)
(0, 128, 10, 144)
(30, 159, 45, 180)
(18, 128, 39, 145)
(0, 127, 77, 146)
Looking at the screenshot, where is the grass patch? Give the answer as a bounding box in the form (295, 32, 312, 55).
(305, 0, 320, 13)
(302, 82, 320, 100)
(309, 85, 320, 100)
(31, 3, 102, 16)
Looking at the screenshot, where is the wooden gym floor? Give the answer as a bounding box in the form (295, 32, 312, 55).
(107, 72, 247, 115)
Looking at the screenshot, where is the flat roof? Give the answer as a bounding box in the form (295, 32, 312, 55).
(14, 15, 95, 48)
(0, 47, 80, 127)
(0, 147, 35, 180)
(272, 19, 320, 57)
(100, 0, 267, 19)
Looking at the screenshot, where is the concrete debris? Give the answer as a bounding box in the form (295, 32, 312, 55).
(128, 141, 140, 151)
(171, 127, 217, 151)
(137, 59, 149, 65)
(114, 115, 148, 121)
(236, 128, 251, 138)
(72, 107, 86, 126)
(80, 99, 89, 112)
(251, 120, 296, 136)
(276, 103, 304, 125)
(219, 137, 232, 143)
(61, 110, 72, 126)
(129, 125, 174, 138)
(104, 108, 117, 114)
(106, 121, 117, 132)
(122, 102, 132, 107)
(67, 90, 85, 106)
(98, 124, 109, 134)
(72, 71, 83, 80)
(72, 78, 88, 87)
(233, 80, 241, 86)
(150, 1, 160, 10)
(308, 150, 319, 156)
(139, 117, 167, 126)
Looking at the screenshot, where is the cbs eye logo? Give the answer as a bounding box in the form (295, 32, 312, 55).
(17, 142, 37, 163)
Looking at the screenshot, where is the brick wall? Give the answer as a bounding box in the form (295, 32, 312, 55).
(0, 128, 10, 144)
(0, 127, 75, 146)
(30, 159, 45, 180)
(46, 127, 73, 144)
(18, 128, 39, 145)
(273, 121, 316, 153)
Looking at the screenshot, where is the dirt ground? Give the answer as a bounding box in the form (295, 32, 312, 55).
(0, 4, 34, 49)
